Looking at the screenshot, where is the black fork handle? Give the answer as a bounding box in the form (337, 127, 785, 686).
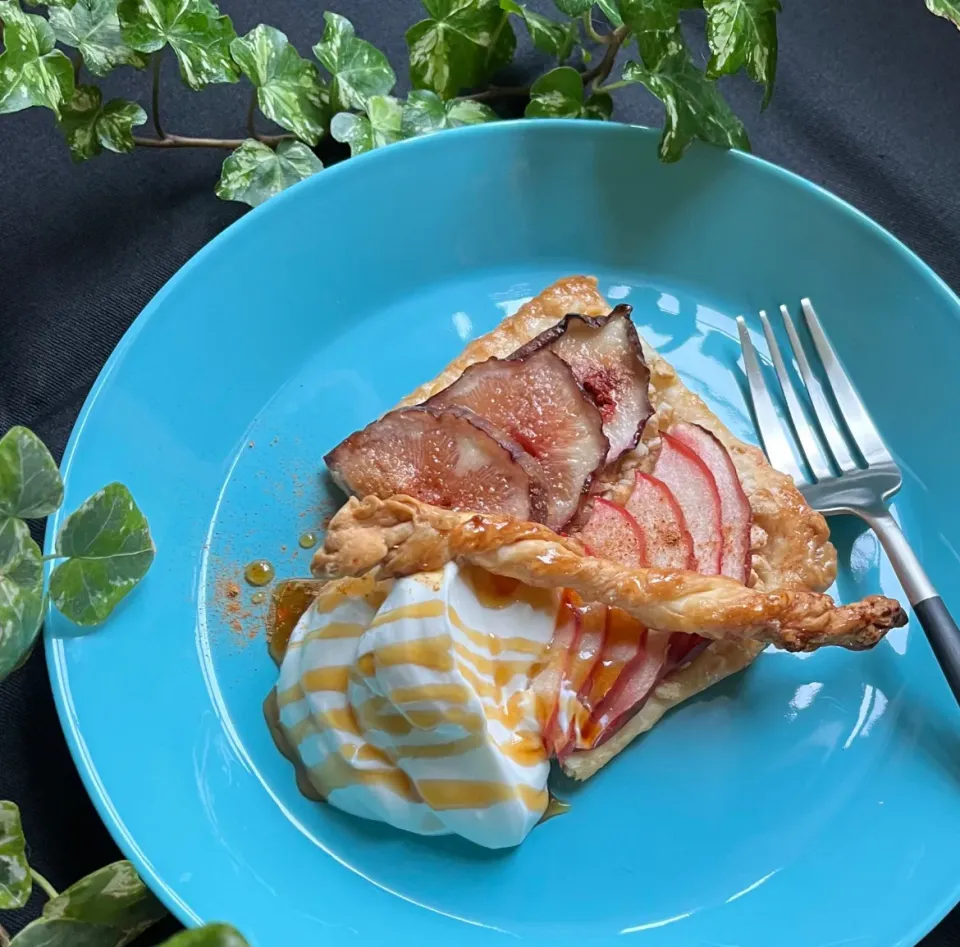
(867, 510, 960, 706)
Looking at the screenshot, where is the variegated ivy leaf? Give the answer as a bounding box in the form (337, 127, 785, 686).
(158, 924, 251, 947)
(49, 0, 147, 77)
(595, 0, 623, 26)
(58, 84, 146, 160)
(0, 426, 63, 519)
(0, 0, 75, 116)
(0, 516, 43, 683)
(312, 11, 394, 113)
(401, 88, 497, 136)
(49, 482, 155, 626)
(406, 0, 516, 100)
(117, 0, 238, 89)
(927, 0, 960, 29)
(624, 27, 749, 161)
(704, 0, 779, 107)
(330, 94, 404, 156)
(11, 861, 167, 947)
(617, 0, 698, 33)
(215, 139, 323, 208)
(525, 65, 611, 118)
(231, 25, 329, 146)
(0, 801, 30, 910)
(500, 0, 576, 60)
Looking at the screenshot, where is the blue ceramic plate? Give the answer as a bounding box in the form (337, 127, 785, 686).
(47, 121, 960, 947)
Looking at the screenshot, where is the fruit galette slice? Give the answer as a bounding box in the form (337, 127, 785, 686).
(316, 277, 906, 779)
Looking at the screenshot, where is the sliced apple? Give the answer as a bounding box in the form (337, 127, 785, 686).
(581, 629, 672, 748)
(533, 596, 581, 755)
(576, 497, 646, 568)
(624, 472, 696, 570)
(652, 433, 722, 574)
(578, 607, 644, 713)
(670, 422, 752, 583)
(564, 602, 607, 697)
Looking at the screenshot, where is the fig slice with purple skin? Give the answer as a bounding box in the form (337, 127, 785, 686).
(427, 349, 608, 530)
(324, 405, 549, 522)
(511, 305, 652, 464)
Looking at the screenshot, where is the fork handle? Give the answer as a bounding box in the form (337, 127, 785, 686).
(867, 510, 960, 706)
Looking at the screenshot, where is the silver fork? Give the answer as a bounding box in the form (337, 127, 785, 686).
(737, 299, 960, 704)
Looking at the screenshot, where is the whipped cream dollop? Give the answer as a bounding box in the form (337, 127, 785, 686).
(273, 562, 562, 848)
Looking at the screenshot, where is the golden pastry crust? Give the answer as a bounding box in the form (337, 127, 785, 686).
(312, 495, 905, 653)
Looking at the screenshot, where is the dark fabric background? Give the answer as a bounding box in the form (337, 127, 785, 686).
(2, 0, 960, 943)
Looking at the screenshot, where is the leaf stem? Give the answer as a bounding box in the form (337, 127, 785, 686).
(580, 24, 631, 88)
(246, 89, 257, 139)
(151, 51, 164, 140)
(463, 84, 531, 102)
(70, 50, 82, 84)
(582, 9, 610, 44)
(31, 869, 59, 901)
(133, 133, 294, 149)
(41, 553, 63, 562)
(593, 78, 630, 93)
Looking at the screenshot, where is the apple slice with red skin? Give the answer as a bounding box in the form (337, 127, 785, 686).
(670, 422, 752, 583)
(533, 596, 581, 755)
(625, 472, 695, 570)
(652, 433, 723, 574)
(576, 497, 646, 568)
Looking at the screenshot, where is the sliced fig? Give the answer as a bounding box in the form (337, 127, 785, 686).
(512, 305, 652, 464)
(576, 498, 646, 568)
(670, 423, 752, 583)
(325, 405, 548, 521)
(652, 433, 723, 574)
(428, 350, 608, 529)
(624, 473, 695, 570)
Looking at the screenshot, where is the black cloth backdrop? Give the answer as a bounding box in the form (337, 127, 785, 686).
(2, 0, 959, 942)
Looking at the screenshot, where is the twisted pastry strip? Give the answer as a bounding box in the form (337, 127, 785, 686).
(312, 496, 906, 653)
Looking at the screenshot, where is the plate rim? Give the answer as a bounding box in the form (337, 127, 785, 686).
(42, 118, 960, 945)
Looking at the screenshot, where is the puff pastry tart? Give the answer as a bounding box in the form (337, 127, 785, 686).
(315, 277, 906, 780)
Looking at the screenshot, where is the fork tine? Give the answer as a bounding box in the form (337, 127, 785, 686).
(780, 304, 859, 472)
(736, 316, 805, 483)
(800, 299, 893, 466)
(758, 310, 832, 482)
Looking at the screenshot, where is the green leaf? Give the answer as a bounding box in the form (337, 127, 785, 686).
(48, 0, 146, 76)
(0, 2, 75, 116)
(0, 426, 63, 519)
(330, 94, 404, 155)
(215, 138, 322, 207)
(406, 0, 516, 99)
(623, 28, 749, 161)
(230, 25, 328, 146)
(617, 0, 697, 33)
(704, 0, 778, 106)
(927, 0, 960, 28)
(595, 0, 623, 26)
(49, 482, 154, 626)
(500, 0, 576, 60)
(401, 88, 497, 135)
(0, 801, 31, 910)
(11, 861, 167, 947)
(552, 0, 592, 13)
(525, 64, 611, 119)
(158, 926, 250, 947)
(0, 517, 43, 684)
(117, 0, 238, 89)
(58, 84, 146, 160)
(313, 11, 395, 113)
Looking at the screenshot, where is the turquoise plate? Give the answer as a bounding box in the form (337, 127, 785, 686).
(46, 121, 960, 947)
